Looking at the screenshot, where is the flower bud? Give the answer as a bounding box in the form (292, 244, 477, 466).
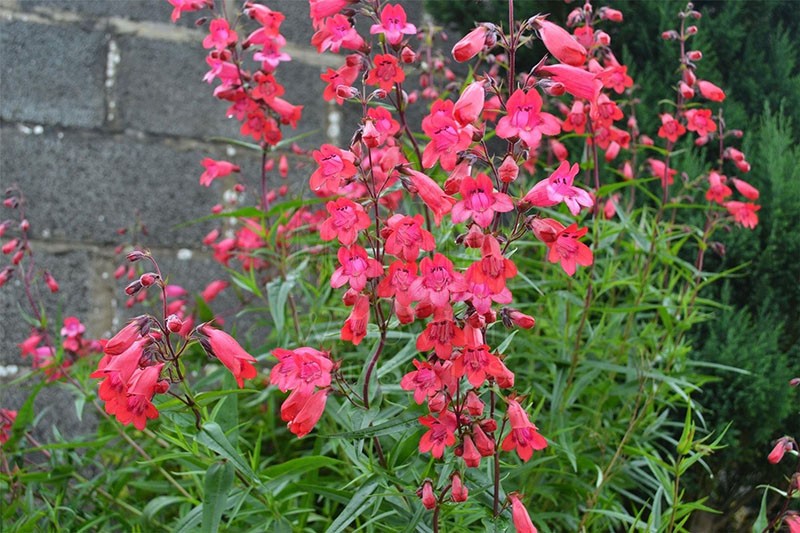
(595, 30, 611, 46)
(599, 7, 623, 22)
(139, 272, 158, 287)
(19, 219, 30, 232)
(11, 250, 24, 265)
(127, 250, 146, 262)
(686, 50, 703, 61)
(498, 155, 519, 183)
(125, 280, 144, 296)
(683, 69, 697, 86)
(44, 271, 59, 293)
(662, 30, 679, 40)
(400, 46, 416, 63)
(679, 81, 695, 99)
(0, 266, 13, 287)
(336, 85, 359, 100)
(451, 473, 468, 502)
(417, 480, 437, 510)
(790, 377, 800, 387)
(166, 314, 184, 333)
(2, 238, 19, 255)
(686, 25, 698, 35)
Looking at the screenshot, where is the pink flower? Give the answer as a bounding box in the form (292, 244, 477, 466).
(419, 410, 458, 458)
(768, 436, 793, 464)
(522, 161, 593, 216)
(496, 89, 560, 150)
(320, 55, 360, 104)
(533, 221, 593, 276)
(370, 4, 416, 46)
(410, 253, 460, 308)
(538, 63, 601, 102)
(167, 0, 206, 23)
(657, 113, 686, 142)
(341, 294, 370, 345)
(270, 347, 332, 393)
(724, 201, 760, 229)
(309, 0, 348, 28)
(731, 178, 759, 200)
(104, 318, 144, 356)
(384, 214, 435, 261)
(330, 245, 383, 292)
(404, 169, 456, 225)
(319, 198, 371, 245)
(501, 399, 548, 461)
(684, 109, 716, 137)
(452, 25, 489, 62)
(200, 158, 240, 187)
(648, 158, 677, 186)
(785, 514, 800, 533)
(201, 280, 228, 302)
(450, 473, 468, 502)
(697, 80, 725, 102)
(453, 81, 485, 127)
(311, 14, 365, 53)
(282, 388, 329, 438)
(116, 364, 165, 430)
(532, 16, 587, 66)
(508, 493, 538, 533)
(401, 359, 443, 404)
(309, 145, 358, 195)
(199, 324, 258, 388)
(366, 54, 405, 92)
(419, 480, 437, 509)
(452, 173, 514, 228)
(416, 308, 465, 359)
(0, 409, 16, 446)
(203, 18, 238, 51)
(421, 100, 472, 171)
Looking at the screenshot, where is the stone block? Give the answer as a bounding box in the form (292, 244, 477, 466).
(0, 126, 223, 248)
(0, 19, 107, 128)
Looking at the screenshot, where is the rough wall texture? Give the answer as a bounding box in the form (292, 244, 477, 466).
(0, 0, 419, 436)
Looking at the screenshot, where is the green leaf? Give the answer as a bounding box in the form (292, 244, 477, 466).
(322, 416, 419, 439)
(142, 496, 186, 525)
(196, 422, 258, 484)
(261, 455, 342, 481)
(324, 476, 380, 533)
(751, 489, 769, 533)
(202, 460, 235, 533)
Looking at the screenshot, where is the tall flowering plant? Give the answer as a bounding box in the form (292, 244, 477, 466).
(1, 1, 770, 531)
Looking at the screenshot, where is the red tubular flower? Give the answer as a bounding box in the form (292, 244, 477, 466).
(657, 113, 686, 142)
(450, 473, 468, 502)
(370, 4, 417, 46)
(697, 80, 725, 102)
(532, 16, 587, 66)
(309, 144, 357, 195)
(451, 173, 514, 228)
(508, 493, 538, 533)
(319, 198, 371, 245)
(384, 214, 435, 261)
(724, 201, 760, 229)
(684, 109, 716, 137)
(648, 158, 677, 187)
(341, 294, 370, 345)
(731, 178, 759, 200)
(522, 160, 593, 216)
(199, 158, 240, 187)
(0, 409, 17, 445)
(418, 410, 458, 458)
(401, 359, 443, 404)
(285, 388, 329, 438)
(199, 324, 258, 388)
(452, 25, 489, 62)
(404, 169, 456, 225)
(269, 347, 332, 393)
(496, 89, 561, 150)
(501, 400, 548, 461)
(201, 280, 229, 302)
(311, 14, 365, 53)
(453, 81, 485, 127)
(366, 54, 405, 92)
(460, 434, 481, 467)
(418, 480, 437, 510)
(116, 364, 165, 430)
(768, 436, 792, 464)
(548, 223, 593, 276)
(203, 18, 238, 51)
(330, 245, 383, 292)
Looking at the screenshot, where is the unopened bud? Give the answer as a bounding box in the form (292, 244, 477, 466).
(661, 30, 679, 40)
(690, 10, 702, 19)
(790, 377, 800, 387)
(3, 197, 19, 209)
(166, 314, 184, 333)
(44, 271, 59, 293)
(679, 81, 694, 99)
(686, 25, 698, 35)
(686, 50, 703, 61)
(0, 221, 8, 237)
(0, 266, 13, 287)
(139, 272, 158, 287)
(731, 129, 744, 138)
(2, 238, 19, 255)
(370, 88, 388, 99)
(595, 30, 611, 46)
(113, 264, 126, 279)
(683, 69, 696, 86)
(694, 135, 709, 147)
(336, 85, 359, 100)
(11, 250, 24, 265)
(19, 219, 30, 232)
(400, 46, 416, 63)
(127, 250, 146, 262)
(541, 80, 565, 96)
(125, 280, 144, 296)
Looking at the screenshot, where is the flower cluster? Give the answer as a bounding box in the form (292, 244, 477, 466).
(91, 251, 258, 430)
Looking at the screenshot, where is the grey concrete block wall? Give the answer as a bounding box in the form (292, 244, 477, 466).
(0, 0, 429, 430)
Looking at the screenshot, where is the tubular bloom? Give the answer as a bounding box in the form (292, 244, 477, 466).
(452, 25, 489, 62)
(270, 347, 333, 437)
(531, 16, 587, 66)
(200, 324, 258, 388)
(496, 89, 561, 150)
